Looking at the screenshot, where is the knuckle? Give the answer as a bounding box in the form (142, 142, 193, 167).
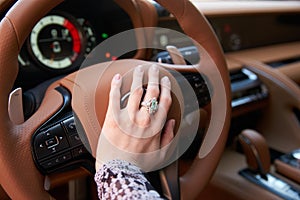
(161, 96, 172, 106)
(129, 113, 137, 124)
(148, 86, 159, 96)
(133, 87, 143, 96)
(139, 115, 151, 126)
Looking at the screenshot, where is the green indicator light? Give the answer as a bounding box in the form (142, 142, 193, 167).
(102, 33, 108, 39)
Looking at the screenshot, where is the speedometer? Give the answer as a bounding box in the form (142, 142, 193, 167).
(29, 14, 84, 70)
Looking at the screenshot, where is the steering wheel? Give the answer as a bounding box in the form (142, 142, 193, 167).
(0, 0, 231, 199)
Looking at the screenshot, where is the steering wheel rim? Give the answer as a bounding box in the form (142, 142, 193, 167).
(0, 0, 231, 199)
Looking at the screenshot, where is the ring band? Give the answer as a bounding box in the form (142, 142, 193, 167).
(141, 98, 159, 115)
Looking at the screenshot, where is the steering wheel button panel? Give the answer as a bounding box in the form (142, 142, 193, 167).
(34, 124, 69, 159)
(62, 117, 77, 135)
(45, 136, 59, 148)
(68, 134, 82, 146)
(72, 146, 88, 158)
(32, 112, 94, 174)
(41, 152, 72, 169)
(41, 159, 56, 169)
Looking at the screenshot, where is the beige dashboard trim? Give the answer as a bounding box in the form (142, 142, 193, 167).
(278, 62, 300, 85)
(191, 1, 300, 17)
(226, 42, 300, 84)
(226, 42, 300, 64)
(226, 55, 300, 153)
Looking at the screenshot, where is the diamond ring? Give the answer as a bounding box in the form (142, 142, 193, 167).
(141, 98, 159, 115)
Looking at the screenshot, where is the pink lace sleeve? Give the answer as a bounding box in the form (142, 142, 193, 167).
(94, 159, 165, 199)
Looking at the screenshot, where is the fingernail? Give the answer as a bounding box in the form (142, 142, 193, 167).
(151, 64, 158, 72)
(114, 74, 121, 81)
(171, 119, 175, 128)
(136, 65, 143, 73)
(161, 76, 170, 84)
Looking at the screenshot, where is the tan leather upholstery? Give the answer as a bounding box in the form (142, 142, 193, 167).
(275, 159, 300, 184)
(239, 129, 270, 175)
(198, 150, 282, 200)
(0, 185, 10, 200)
(227, 58, 300, 153)
(0, 1, 64, 199)
(253, 61, 300, 152)
(156, 1, 231, 199)
(115, 0, 158, 60)
(0, 0, 231, 199)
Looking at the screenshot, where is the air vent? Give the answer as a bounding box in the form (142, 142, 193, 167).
(231, 68, 268, 108)
(267, 57, 300, 68)
(230, 71, 248, 82)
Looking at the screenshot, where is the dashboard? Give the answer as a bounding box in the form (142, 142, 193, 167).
(155, 11, 300, 52)
(11, 0, 300, 93)
(210, 13, 300, 52)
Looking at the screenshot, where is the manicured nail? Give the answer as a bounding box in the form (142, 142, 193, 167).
(161, 76, 170, 84)
(151, 64, 158, 72)
(136, 65, 143, 73)
(171, 119, 175, 128)
(114, 74, 121, 81)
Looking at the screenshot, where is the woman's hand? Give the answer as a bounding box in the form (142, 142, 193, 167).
(96, 64, 175, 171)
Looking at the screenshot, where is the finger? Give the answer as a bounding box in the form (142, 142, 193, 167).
(143, 64, 160, 103)
(158, 76, 172, 113)
(128, 66, 144, 113)
(108, 74, 122, 112)
(140, 75, 172, 130)
(150, 76, 172, 135)
(161, 119, 175, 147)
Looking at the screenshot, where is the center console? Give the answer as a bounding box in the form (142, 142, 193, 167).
(238, 129, 300, 200)
(275, 149, 300, 185)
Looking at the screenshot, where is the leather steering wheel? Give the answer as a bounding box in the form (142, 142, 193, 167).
(0, 0, 231, 199)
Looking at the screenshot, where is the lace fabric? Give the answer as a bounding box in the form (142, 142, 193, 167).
(95, 159, 165, 200)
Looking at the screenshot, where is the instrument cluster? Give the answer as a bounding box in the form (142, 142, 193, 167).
(16, 0, 136, 90)
(21, 12, 97, 71)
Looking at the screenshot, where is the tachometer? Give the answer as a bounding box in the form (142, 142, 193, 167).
(77, 18, 97, 56)
(29, 14, 83, 70)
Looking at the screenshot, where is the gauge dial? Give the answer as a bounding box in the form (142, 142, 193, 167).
(77, 18, 97, 55)
(30, 14, 83, 69)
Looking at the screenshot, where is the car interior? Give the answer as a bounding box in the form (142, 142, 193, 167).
(0, 0, 300, 199)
